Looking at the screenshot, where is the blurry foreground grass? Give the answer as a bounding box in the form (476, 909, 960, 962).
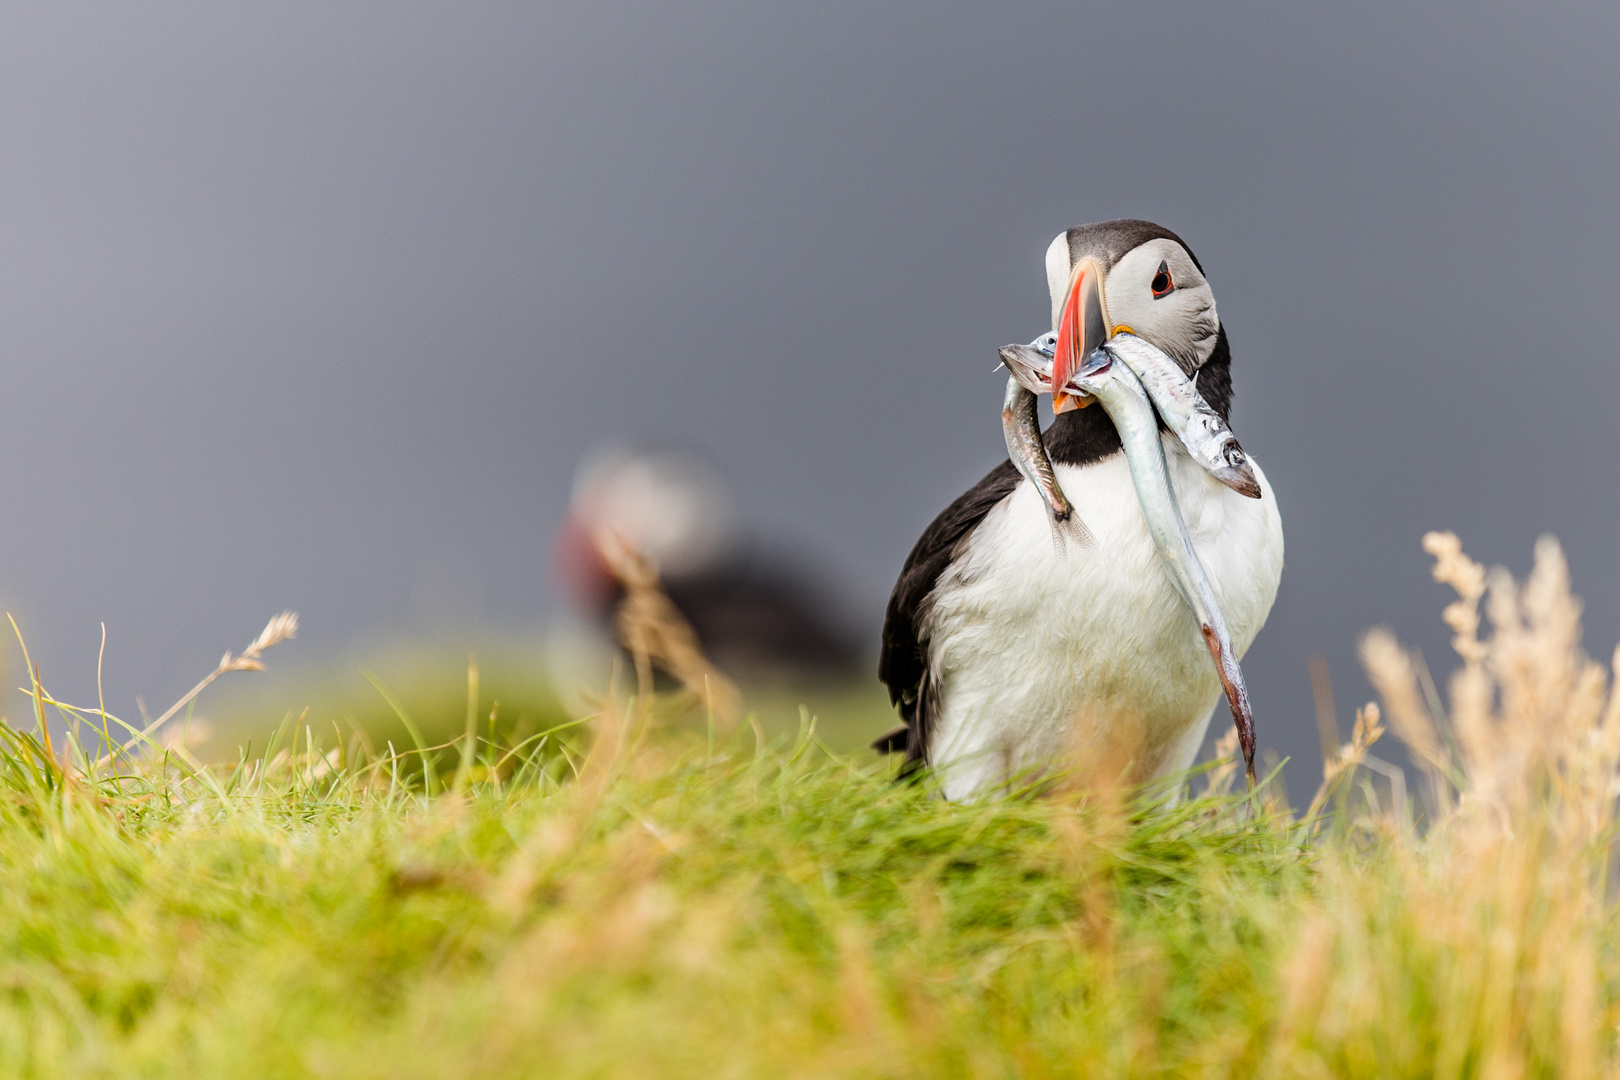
(1, 531, 1619, 1078)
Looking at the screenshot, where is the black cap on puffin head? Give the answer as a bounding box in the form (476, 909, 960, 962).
(1044, 219, 1221, 412)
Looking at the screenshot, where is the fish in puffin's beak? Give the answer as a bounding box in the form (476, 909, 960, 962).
(1064, 346, 1259, 787)
(1001, 370, 1073, 523)
(999, 334, 1262, 501)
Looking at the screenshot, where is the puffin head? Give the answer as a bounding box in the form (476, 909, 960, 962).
(1044, 219, 1220, 412)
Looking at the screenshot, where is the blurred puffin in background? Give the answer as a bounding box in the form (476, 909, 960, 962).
(553, 445, 865, 684)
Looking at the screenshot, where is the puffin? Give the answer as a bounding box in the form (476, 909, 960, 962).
(875, 219, 1284, 800)
(554, 445, 865, 683)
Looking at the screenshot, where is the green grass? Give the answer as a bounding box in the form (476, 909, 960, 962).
(0, 709, 1320, 1079)
(1, 530, 1618, 1077)
(2, 702, 1611, 1080)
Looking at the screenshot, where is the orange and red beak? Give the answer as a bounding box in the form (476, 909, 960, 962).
(1051, 257, 1110, 413)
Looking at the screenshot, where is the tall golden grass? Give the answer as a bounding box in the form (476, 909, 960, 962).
(1276, 531, 1620, 1075)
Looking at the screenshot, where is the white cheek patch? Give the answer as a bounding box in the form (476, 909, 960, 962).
(1100, 241, 1219, 370)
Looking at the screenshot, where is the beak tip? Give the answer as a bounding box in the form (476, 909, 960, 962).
(1052, 392, 1095, 414)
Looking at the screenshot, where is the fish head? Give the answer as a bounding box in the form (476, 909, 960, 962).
(997, 344, 1055, 396)
(1209, 440, 1263, 499)
(1187, 406, 1264, 500)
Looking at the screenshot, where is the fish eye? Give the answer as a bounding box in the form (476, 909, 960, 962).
(1150, 261, 1174, 299)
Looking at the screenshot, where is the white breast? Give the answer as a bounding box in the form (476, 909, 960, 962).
(922, 436, 1284, 801)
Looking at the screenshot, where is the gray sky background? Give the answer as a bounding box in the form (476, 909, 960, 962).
(1, 1, 1616, 775)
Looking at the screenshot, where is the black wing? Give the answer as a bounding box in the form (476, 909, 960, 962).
(875, 458, 1021, 771)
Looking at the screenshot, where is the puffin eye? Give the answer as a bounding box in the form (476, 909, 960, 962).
(1150, 261, 1174, 299)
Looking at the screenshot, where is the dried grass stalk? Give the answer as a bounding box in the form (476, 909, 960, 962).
(92, 611, 299, 768)
(1305, 702, 1384, 820)
(595, 531, 740, 728)
(1203, 727, 1241, 797)
(1359, 629, 1445, 777)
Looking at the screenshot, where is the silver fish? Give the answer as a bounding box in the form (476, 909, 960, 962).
(1102, 333, 1261, 499)
(1002, 374, 1093, 549)
(999, 339, 1091, 545)
(1067, 347, 1259, 787)
(1001, 374, 1069, 521)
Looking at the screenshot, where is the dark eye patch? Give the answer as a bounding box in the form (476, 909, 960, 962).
(1151, 260, 1174, 299)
